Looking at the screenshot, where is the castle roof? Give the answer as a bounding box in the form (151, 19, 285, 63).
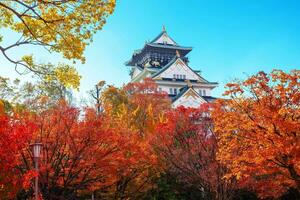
(150, 26, 178, 45)
(125, 27, 192, 66)
(151, 55, 215, 84)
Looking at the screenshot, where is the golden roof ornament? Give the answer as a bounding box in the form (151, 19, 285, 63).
(144, 60, 151, 68)
(176, 50, 181, 58)
(152, 60, 160, 67)
(162, 25, 166, 32)
(187, 79, 192, 88)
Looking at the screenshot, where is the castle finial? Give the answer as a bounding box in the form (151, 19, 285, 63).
(162, 25, 166, 32)
(176, 50, 181, 58)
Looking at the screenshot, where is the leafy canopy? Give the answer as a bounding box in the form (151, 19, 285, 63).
(212, 69, 300, 198)
(0, 0, 116, 70)
(0, 108, 36, 198)
(154, 105, 237, 200)
(99, 78, 171, 199)
(0, 63, 81, 112)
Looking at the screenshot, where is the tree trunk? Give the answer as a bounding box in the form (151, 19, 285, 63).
(288, 164, 300, 192)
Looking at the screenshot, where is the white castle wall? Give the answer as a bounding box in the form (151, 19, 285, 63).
(157, 58, 205, 82)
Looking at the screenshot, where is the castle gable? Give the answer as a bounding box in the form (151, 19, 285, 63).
(172, 87, 207, 108)
(152, 57, 207, 83)
(152, 32, 177, 46)
(131, 66, 143, 79)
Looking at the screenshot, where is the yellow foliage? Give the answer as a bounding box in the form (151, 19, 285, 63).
(21, 55, 34, 67)
(44, 64, 81, 90)
(0, 99, 4, 114)
(53, 64, 81, 90)
(0, 1, 116, 63)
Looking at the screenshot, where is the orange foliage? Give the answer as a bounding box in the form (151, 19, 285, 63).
(154, 105, 237, 200)
(212, 70, 300, 198)
(101, 78, 171, 198)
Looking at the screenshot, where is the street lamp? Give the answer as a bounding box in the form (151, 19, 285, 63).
(30, 142, 42, 200)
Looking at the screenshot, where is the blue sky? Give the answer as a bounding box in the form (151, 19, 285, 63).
(1, 0, 300, 99)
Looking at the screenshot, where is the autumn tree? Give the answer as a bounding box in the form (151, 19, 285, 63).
(0, 0, 115, 72)
(102, 78, 171, 136)
(15, 100, 123, 199)
(154, 105, 236, 200)
(212, 69, 300, 198)
(0, 103, 36, 199)
(99, 78, 171, 199)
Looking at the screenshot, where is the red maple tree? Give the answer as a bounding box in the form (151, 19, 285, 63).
(16, 100, 124, 199)
(0, 105, 36, 198)
(154, 104, 236, 200)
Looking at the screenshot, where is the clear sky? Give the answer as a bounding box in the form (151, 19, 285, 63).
(1, 0, 300, 100)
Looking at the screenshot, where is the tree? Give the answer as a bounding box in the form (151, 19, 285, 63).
(17, 100, 123, 199)
(154, 105, 236, 200)
(100, 78, 171, 199)
(0, 105, 36, 199)
(89, 80, 106, 115)
(212, 69, 300, 198)
(0, 0, 116, 72)
(144, 172, 209, 200)
(102, 78, 171, 136)
(0, 63, 80, 111)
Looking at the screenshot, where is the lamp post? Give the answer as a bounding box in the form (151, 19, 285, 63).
(30, 142, 42, 200)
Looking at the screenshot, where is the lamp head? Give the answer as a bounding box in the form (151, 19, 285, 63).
(30, 142, 43, 158)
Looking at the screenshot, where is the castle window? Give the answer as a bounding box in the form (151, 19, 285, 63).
(199, 90, 202, 96)
(183, 75, 186, 79)
(179, 75, 182, 79)
(169, 88, 173, 94)
(174, 88, 177, 95)
(173, 74, 176, 79)
(203, 90, 206, 96)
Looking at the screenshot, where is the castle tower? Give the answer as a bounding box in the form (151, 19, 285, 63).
(125, 27, 218, 108)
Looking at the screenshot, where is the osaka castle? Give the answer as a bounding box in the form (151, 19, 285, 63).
(126, 26, 218, 108)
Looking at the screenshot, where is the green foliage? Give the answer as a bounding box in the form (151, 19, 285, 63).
(144, 173, 204, 200)
(0, 63, 80, 111)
